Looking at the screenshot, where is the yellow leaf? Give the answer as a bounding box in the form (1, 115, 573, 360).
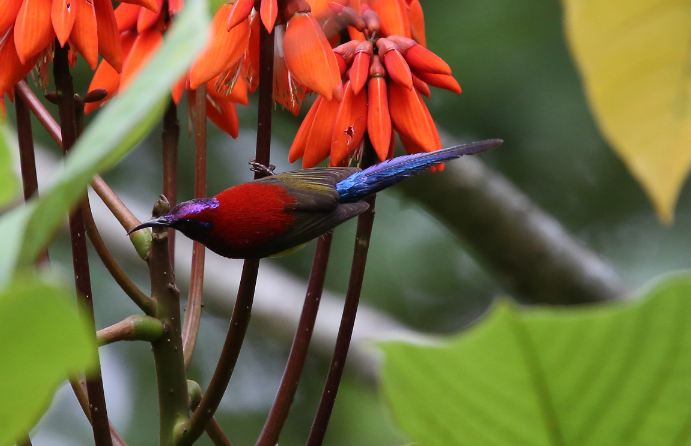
(562, 0, 691, 223)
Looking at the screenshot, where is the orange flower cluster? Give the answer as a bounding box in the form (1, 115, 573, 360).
(0, 0, 145, 119)
(85, 0, 248, 137)
(288, 1, 460, 169)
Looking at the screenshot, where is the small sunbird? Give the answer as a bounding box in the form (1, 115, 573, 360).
(128, 139, 502, 258)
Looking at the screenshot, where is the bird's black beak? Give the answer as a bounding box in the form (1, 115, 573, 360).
(127, 216, 171, 235)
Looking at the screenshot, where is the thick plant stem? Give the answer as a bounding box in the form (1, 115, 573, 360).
(14, 83, 49, 265)
(54, 42, 113, 446)
(177, 23, 274, 446)
(162, 102, 179, 265)
(148, 197, 190, 445)
(182, 86, 207, 370)
(256, 232, 334, 446)
(306, 143, 379, 446)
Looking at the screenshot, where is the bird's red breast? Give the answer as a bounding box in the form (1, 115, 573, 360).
(193, 183, 297, 258)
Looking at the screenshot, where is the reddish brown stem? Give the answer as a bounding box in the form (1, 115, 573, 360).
(256, 232, 334, 446)
(306, 142, 379, 446)
(14, 83, 49, 265)
(54, 42, 113, 446)
(182, 85, 207, 370)
(162, 101, 179, 265)
(178, 26, 276, 444)
(15, 80, 62, 147)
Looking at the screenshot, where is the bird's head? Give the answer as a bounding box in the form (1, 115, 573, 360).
(128, 198, 220, 241)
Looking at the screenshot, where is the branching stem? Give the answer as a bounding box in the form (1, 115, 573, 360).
(256, 232, 334, 446)
(177, 23, 275, 445)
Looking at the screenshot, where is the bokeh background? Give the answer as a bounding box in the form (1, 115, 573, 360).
(10, 0, 691, 444)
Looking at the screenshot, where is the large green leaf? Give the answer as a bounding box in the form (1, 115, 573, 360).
(562, 0, 691, 223)
(0, 0, 210, 285)
(380, 273, 691, 445)
(0, 278, 96, 446)
(0, 126, 18, 210)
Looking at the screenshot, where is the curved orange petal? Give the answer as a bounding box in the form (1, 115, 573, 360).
(226, 0, 253, 31)
(367, 76, 391, 162)
(15, 0, 55, 64)
(70, 0, 98, 70)
(284, 12, 342, 102)
(94, 0, 123, 72)
(0, 31, 36, 96)
(412, 70, 461, 94)
(260, 0, 278, 32)
(84, 59, 120, 113)
(246, 12, 261, 92)
(383, 49, 412, 90)
(207, 96, 239, 138)
(388, 81, 435, 152)
(417, 89, 442, 152)
(289, 96, 322, 163)
(349, 48, 370, 95)
(406, 0, 426, 47)
(137, 0, 163, 33)
(52, 0, 77, 47)
(115, 3, 140, 32)
(189, 4, 250, 90)
(331, 80, 368, 165)
(369, 0, 409, 38)
(118, 0, 158, 13)
(120, 28, 163, 91)
(347, 27, 366, 42)
(303, 97, 340, 168)
(0, 0, 23, 42)
(404, 44, 451, 75)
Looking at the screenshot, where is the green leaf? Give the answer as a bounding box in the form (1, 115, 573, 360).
(0, 277, 96, 446)
(0, 0, 210, 285)
(0, 126, 18, 210)
(562, 0, 691, 223)
(380, 273, 691, 446)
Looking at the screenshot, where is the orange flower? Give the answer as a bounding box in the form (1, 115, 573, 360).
(0, 0, 134, 101)
(191, 0, 343, 115)
(289, 3, 459, 168)
(85, 4, 245, 139)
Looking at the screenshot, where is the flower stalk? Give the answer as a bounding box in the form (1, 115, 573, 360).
(306, 139, 379, 446)
(182, 85, 208, 370)
(97, 315, 165, 346)
(54, 41, 113, 446)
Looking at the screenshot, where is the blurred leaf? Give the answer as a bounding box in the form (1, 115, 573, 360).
(380, 273, 691, 445)
(0, 278, 96, 446)
(0, 0, 210, 285)
(562, 0, 691, 222)
(0, 126, 18, 210)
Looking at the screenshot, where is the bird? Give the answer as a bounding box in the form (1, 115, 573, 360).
(128, 139, 502, 259)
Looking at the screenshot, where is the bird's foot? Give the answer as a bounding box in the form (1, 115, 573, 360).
(249, 159, 276, 177)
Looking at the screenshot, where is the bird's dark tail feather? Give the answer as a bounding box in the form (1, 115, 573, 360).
(336, 139, 503, 203)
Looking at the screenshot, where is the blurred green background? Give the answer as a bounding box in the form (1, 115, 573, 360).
(12, 0, 691, 444)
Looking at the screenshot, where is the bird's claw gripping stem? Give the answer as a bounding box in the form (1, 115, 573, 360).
(249, 159, 275, 177)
